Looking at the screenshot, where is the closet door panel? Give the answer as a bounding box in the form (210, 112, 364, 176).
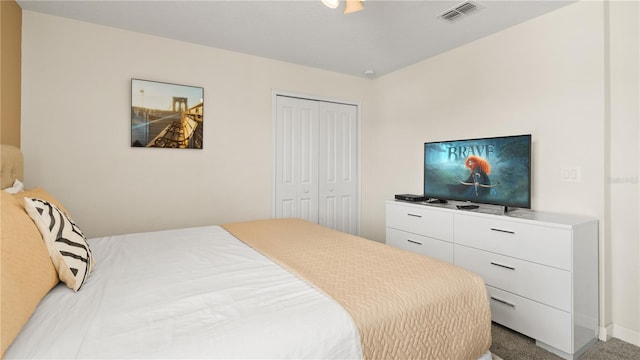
(319, 102, 358, 234)
(274, 96, 319, 223)
(275, 96, 358, 235)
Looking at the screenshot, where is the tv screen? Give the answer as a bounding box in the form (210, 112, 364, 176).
(424, 134, 531, 209)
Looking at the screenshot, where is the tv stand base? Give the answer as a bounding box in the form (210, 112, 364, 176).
(426, 198, 448, 204)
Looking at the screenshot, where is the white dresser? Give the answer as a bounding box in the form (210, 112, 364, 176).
(386, 200, 599, 360)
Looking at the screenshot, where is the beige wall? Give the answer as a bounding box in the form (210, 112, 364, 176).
(0, 0, 21, 147)
(365, 1, 605, 238)
(20, 11, 372, 238)
(20, 0, 639, 347)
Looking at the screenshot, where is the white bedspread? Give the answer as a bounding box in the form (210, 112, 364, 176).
(6, 226, 363, 359)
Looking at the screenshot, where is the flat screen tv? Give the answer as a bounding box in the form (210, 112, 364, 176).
(424, 134, 531, 209)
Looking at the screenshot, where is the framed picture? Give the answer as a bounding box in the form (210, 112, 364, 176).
(131, 78, 204, 149)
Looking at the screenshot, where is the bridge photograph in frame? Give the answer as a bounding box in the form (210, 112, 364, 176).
(131, 78, 204, 149)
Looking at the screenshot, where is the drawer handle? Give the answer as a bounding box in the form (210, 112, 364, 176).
(407, 213, 422, 218)
(407, 239, 423, 245)
(490, 296, 516, 308)
(490, 261, 515, 271)
(490, 227, 515, 234)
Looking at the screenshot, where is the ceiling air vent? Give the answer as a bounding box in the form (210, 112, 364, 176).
(440, 1, 481, 22)
(441, 9, 463, 22)
(455, 2, 478, 14)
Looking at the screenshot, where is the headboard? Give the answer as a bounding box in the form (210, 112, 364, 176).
(1, 144, 63, 357)
(1, 144, 24, 189)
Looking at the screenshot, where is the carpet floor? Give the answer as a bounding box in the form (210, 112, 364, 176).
(490, 323, 640, 360)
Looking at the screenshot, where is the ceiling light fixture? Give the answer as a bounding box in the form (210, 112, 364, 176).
(322, 0, 364, 14)
(321, 0, 339, 9)
(343, 0, 364, 14)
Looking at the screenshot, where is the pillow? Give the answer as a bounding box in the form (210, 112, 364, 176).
(23, 196, 95, 292)
(3, 179, 24, 194)
(0, 190, 59, 357)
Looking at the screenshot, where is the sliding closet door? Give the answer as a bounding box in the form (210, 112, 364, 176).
(318, 102, 358, 234)
(274, 96, 320, 223)
(274, 95, 359, 235)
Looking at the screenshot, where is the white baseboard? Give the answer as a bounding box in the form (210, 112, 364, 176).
(613, 324, 640, 347)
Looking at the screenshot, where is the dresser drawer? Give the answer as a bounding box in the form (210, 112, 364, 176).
(455, 244, 571, 312)
(487, 286, 572, 354)
(386, 202, 453, 241)
(454, 214, 571, 270)
(387, 228, 454, 263)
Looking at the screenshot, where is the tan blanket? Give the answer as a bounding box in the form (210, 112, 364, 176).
(222, 219, 491, 360)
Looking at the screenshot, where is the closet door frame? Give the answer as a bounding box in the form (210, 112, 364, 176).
(271, 90, 361, 235)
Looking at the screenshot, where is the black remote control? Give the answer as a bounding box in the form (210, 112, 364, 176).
(456, 204, 479, 210)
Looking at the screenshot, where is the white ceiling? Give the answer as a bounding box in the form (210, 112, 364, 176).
(17, 0, 575, 78)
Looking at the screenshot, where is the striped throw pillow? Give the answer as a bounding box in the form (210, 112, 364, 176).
(24, 197, 95, 291)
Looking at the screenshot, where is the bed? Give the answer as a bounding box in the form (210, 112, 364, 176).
(1, 144, 492, 359)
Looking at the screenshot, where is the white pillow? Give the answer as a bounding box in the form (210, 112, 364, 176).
(3, 179, 24, 194)
(23, 197, 95, 291)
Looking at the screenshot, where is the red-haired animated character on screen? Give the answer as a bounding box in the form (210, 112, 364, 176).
(459, 155, 494, 197)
